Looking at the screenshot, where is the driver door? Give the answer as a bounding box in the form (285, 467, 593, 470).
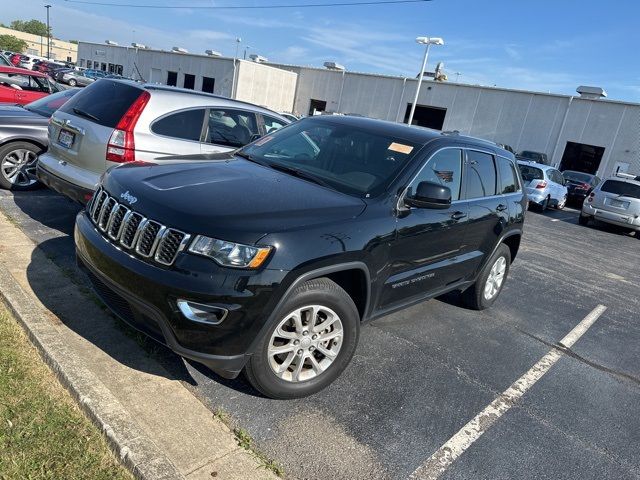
(379, 148, 469, 309)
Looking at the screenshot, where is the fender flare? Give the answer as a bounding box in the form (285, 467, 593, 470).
(247, 261, 372, 355)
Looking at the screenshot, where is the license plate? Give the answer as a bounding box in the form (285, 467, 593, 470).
(58, 129, 75, 148)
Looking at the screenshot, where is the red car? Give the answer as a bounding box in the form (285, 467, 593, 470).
(0, 66, 61, 105)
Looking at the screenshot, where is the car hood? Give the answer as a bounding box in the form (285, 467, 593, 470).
(102, 156, 368, 245)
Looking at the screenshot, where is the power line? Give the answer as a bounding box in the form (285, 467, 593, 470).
(61, 0, 432, 9)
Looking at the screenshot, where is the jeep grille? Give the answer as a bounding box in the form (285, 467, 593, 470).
(88, 187, 190, 266)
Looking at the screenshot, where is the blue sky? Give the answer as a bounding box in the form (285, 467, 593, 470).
(5, 0, 640, 101)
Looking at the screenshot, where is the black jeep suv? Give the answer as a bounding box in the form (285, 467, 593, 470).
(75, 116, 525, 399)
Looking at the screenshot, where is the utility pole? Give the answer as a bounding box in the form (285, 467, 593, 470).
(45, 5, 51, 59)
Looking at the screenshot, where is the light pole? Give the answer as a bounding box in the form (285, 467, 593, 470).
(243, 45, 252, 60)
(231, 37, 241, 99)
(407, 36, 444, 126)
(45, 4, 51, 60)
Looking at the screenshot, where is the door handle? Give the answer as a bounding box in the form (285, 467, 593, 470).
(496, 204, 508, 212)
(451, 211, 467, 220)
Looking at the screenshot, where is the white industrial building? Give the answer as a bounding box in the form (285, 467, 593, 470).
(77, 41, 640, 178)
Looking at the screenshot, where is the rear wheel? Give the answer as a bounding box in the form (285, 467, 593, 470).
(244, 278, 360, 399)
(462, 244, 511, 310)
(0, 142, 43, 191)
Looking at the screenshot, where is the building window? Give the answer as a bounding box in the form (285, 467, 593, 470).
(202, 76, 215, 93)
(27, 48, 38, 55)
(100, 62, 107, 71)
(183, 73, 195, 90)
(66, 56, 72, 62)
(79, 59, 85, 67)
(167, 71, 177, 86)
(115, 65, 123, 75)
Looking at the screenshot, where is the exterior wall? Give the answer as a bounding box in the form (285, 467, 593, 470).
(78, 43, 236, 97)
(0, 26, 77, 62)
(235, 60, 296, 112)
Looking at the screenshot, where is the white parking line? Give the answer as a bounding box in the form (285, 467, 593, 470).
(550, 215, 577, 222)
(409, 304, 607, 480)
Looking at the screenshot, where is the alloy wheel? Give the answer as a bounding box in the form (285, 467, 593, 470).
(484, 256, 506, 300)
(267, 305, 344, 382)
(1, 148, 38, 187)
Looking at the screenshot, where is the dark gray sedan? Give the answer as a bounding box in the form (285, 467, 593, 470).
(0, 88, 78, 190)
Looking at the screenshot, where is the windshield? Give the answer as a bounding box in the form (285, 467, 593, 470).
(600, 180, 640, 199)
(241, 118, 422, 197)
(562, 171, 592, 183)
(518, 164, 543, 181)
(25, 88, 79, 117)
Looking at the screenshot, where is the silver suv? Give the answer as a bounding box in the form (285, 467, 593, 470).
(580, 172, 640, 234)
(37, 79, 289, 203)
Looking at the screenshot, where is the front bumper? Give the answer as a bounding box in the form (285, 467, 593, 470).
(582, 203, 640, 231)
(75, 211, 288, 378)
(37, 159, 95, 205)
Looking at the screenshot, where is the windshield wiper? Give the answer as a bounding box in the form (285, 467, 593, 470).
(72, 107, 99, 122)
(235, 150, 269, 167)
(267, 163, 332, 189)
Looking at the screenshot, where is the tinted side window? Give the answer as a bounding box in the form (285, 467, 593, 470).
(497, 157, 519, 194)
(206, 109, 259, 148)
(465, 150, 497, 199)
(412, 149, 463, 201)
(151, 109, 205, 141)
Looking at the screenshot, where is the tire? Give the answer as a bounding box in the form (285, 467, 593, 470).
(540, 196, 550, 212)
(462, 244, 511, 310)
(578, 213, 590, 226)
(68, 78, 77, 87)
(0, 142, 43, 191)
(244, 277, 360, 399)
(555, 195, 567, 210)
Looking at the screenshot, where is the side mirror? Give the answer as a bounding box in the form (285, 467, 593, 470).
(250, 133, 262, 142)
(405, 181, 451, 209)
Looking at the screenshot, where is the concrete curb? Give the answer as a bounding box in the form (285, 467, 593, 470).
(0, 265, 185, 480)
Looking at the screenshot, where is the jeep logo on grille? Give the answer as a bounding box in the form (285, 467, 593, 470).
(120, 191, 138, 205)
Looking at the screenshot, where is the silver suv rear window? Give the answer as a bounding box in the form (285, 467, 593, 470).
(600, 180, 640, 199)
(58, 79, 144, 128)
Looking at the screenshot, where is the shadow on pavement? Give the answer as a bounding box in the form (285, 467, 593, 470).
(25, 236, 262, 395)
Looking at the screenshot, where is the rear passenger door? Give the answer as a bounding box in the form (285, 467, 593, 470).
(461, 149, 509, 274)
(200, 108, 260, 153)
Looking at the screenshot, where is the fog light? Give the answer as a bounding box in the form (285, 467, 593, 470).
(177, 300, 228, 325)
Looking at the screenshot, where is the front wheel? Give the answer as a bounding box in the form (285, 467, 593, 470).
(462, 244, 511, 310)
(68, 78, 77, 86)
(244, 278, 360, 399)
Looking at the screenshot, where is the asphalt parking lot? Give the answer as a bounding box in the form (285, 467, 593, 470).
(1, 188, 638, 480)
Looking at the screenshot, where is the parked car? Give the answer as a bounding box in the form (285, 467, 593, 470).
(496, 143, 515, 154)
(279, 112, 300, 122)
(83, 69, 108, 80)
(561, 170, 601, 205)
(0, 53, 11, 67)
(0, 66, 62, 105)
(516, 150, 548, 165)
(75, 115, 526, 399)
(0, 88, 78, 190)
(37, 79, 290, 203)
(517, 160, 568, 210)
(580, 172, 640, 235)
(58, 70, 95, 87)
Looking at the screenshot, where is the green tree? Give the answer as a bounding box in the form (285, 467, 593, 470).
(69, 40, 79, 44)
(0, 34, 28, 52)
(10, 19, 49, 37)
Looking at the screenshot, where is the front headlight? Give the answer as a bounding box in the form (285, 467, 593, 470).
(188, 235, 272, 269)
